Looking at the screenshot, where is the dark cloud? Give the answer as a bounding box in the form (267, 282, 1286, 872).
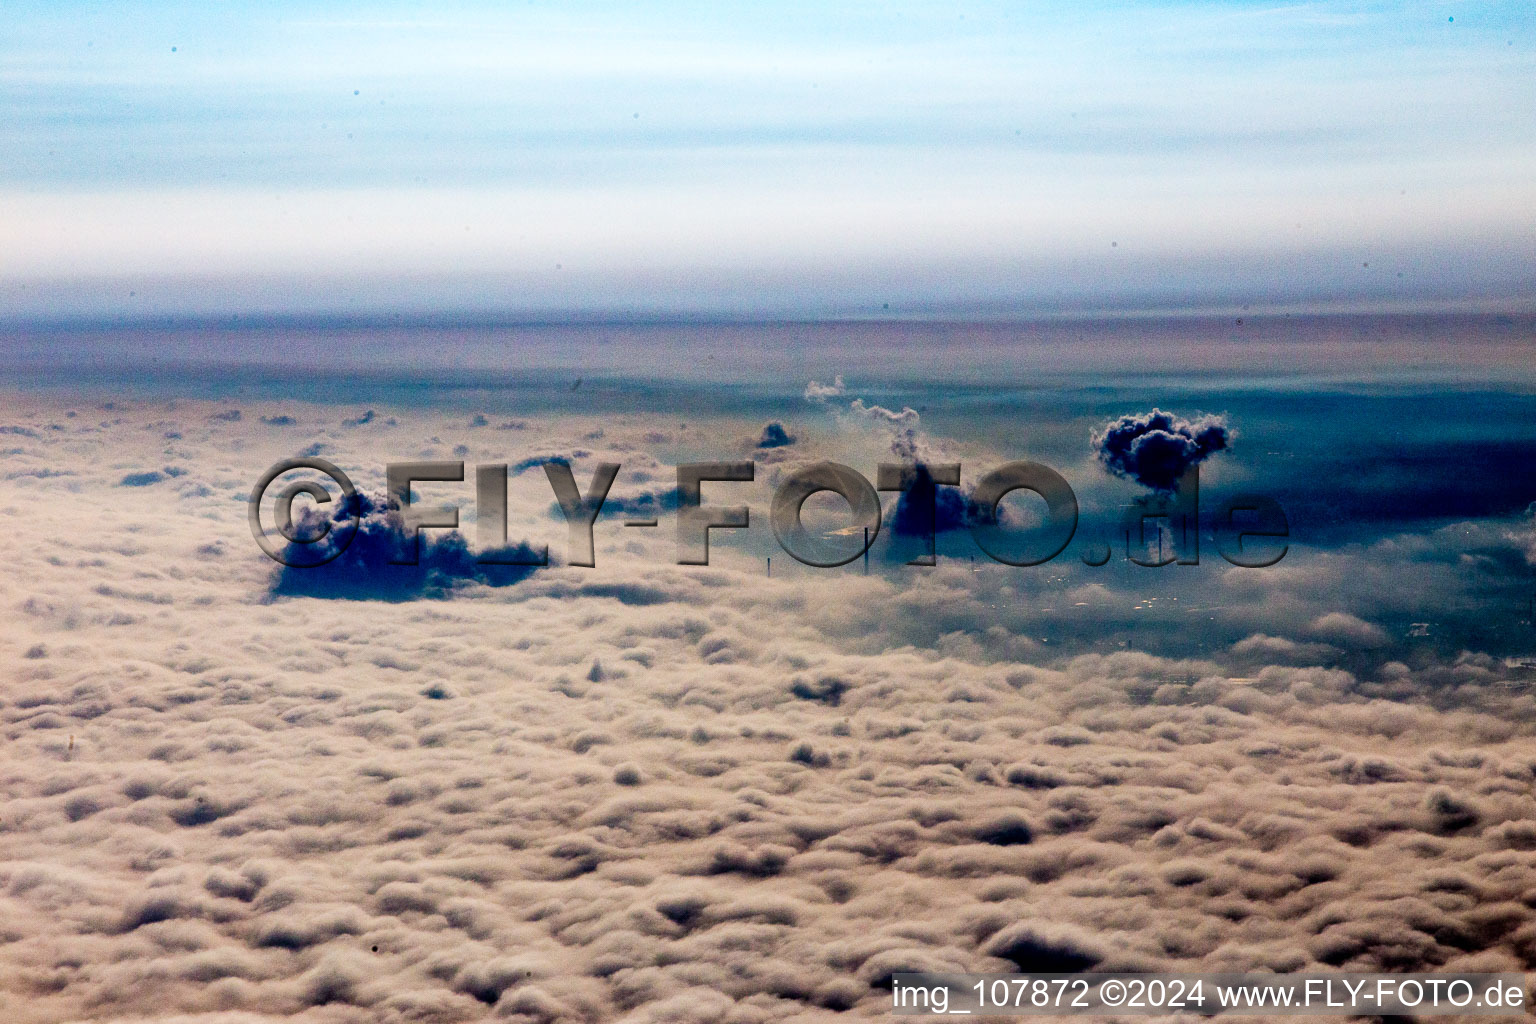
(983, 922, 1105, 972)
(512, 452, 588, 475)
(1092, 408, 1231, 491)
(598, 488, 680, 519)
(4, 467, 72, 481)
(270, 491, 544, 600)
(756, 422, 797, 449)
(118, 466, 186, 487)
(888, 464, 990, 538)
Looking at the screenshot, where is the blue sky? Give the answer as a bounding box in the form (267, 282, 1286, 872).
(2, 0, 1533, 318)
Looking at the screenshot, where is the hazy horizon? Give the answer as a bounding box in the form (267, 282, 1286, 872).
(4, 1, 1534, 319)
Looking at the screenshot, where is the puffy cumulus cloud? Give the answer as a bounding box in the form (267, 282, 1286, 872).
(1229, 633, 1341, 667)
(3, 393, 1536, 1023)
(1307, 612, 1389, 649)
(1092, 409, 1231, 492)
(803, 375, 845, 402)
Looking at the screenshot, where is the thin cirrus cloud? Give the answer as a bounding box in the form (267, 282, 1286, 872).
(1, 0, 1534, 318)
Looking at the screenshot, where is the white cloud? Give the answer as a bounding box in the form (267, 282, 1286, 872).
(2, 394, 1535, 1020)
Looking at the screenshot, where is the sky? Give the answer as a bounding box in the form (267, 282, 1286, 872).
(2, 0, 1534, 319)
